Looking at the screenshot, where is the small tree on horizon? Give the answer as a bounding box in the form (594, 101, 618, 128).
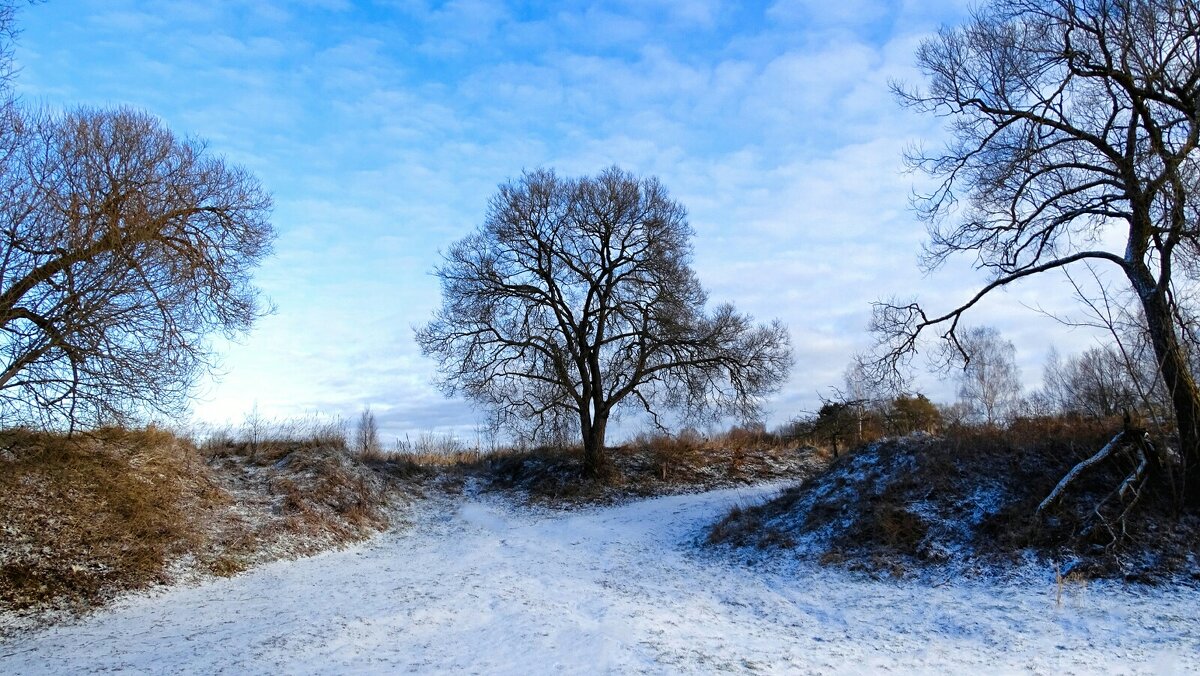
(955, 327, 1023, 426)
(354, 407, 381, 457)
(416, 167, 793, 479)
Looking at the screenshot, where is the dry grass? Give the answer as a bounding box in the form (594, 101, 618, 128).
(0, 427, 222, 611)
(1, 421, 406, 621)
(707, 416, 1200, 580)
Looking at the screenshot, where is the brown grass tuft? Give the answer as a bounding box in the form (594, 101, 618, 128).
(2, 422, 403, 620)
(0, 428, 216, 611)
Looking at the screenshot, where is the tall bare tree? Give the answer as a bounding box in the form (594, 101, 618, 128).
(0, 107, 273, 428)
(874, 0, 1200, 504)
(0, 2, 19, 96)
(416, 167, 792, 478)
(955, 326, 1023, 425)
(1041, 344, 1147, 417)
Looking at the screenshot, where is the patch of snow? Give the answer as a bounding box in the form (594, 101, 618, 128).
(2, 482, 1198, 673)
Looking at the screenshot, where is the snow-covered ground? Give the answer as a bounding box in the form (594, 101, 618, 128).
(2, 482, 1198, 674)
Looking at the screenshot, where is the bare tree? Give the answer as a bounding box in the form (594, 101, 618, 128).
(1041, 344, 1143, 418)
(874, 0, 1200, 505)
(843, 356, 894, 407)
(354, 406, 381, 458)
(0, 2, 20, 97)
(1062, 269, 1178, 422)
(416, 167, 792, 479)
(955, 326, 1023, 425)
(0, 107, 273, 429)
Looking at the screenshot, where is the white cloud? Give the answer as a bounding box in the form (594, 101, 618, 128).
(12, 0, 1109, 438)
(767, 0, 890, 26)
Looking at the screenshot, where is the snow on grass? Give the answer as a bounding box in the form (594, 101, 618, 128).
(2, 482, 1198, 674)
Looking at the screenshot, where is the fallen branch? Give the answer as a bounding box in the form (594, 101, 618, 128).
(1036, 430, 1127, 517)
(1107, 439, 1151, 544)
(1117, 438, 1149, 503)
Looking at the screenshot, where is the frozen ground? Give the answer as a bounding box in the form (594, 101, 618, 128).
(2, 482, 1198, 674)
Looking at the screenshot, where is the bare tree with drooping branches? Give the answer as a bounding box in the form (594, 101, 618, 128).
(416, 167, 792, 479)
(874, 0, 1200, 507)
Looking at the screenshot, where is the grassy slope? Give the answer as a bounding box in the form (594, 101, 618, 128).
(1, 428, 398, 623)
(709, 419, 1200, 580)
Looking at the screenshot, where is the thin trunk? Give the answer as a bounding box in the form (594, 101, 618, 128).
(1139, 288, 1200, 507)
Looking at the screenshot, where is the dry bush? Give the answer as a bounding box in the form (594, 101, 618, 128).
(709, 501, 797, 549)
(408, 431, 469, 456)
(200, 414, 349, 464)
(718, 423, 774, 450)
(384, 433, 486, 479)
(0, 428, 220, 611)
(634, 430, 705, 481)
(708, 414, 1200, 579)
(708, 504, 760, 547)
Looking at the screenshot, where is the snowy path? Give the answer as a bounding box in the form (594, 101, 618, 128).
(2, 482, 1199, 674)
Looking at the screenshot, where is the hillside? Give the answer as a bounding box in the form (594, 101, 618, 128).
(709, 424, 1200, 581)
(0, 428, 403, 629)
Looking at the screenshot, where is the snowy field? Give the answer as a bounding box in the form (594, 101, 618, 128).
(2, 482, 1198, 674)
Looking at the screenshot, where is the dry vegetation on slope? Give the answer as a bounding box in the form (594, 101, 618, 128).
(0, 426, 405, 631)
(1, 421, 828, 630)
(408, 426, 830, 508)
(709, 418, 1200, 581)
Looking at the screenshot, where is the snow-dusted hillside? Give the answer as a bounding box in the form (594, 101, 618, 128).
(2, 483, 1197, 674)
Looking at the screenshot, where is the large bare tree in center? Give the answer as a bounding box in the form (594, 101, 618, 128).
(875, 0, 1200, 506)
(417, 167, 792, 479)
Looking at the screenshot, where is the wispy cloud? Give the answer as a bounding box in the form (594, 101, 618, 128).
(12, 0, 1104, 440)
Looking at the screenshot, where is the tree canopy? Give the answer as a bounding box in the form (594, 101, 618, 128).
(417, 167, 792, 478)
(874, 0, 1200, 505)
(0, 107, 273, 428)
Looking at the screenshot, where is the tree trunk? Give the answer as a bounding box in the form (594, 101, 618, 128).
(581, 414, 613, 482)
(1139, 289, 1200, 507)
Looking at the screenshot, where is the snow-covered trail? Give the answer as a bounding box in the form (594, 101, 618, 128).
(2, 483, 1199, 674)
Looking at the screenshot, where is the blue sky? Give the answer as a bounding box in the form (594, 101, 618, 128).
(11, 0, 1109, 441)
